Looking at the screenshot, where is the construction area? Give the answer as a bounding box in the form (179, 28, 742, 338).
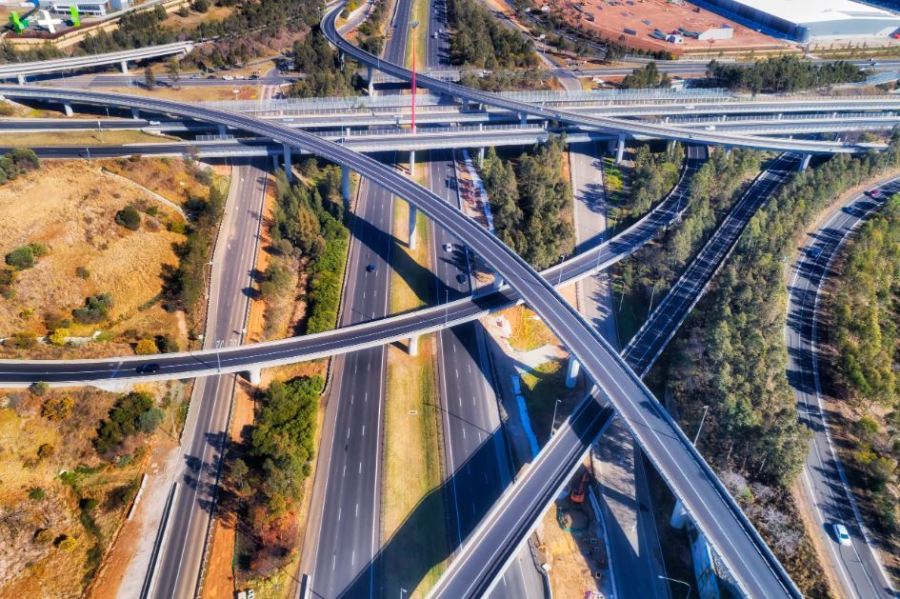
(547, 0, 791, 57)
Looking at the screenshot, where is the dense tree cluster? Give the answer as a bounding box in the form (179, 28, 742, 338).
(269, 163, 349, 335)
(666, 136, 900, 489)
(94, 391, 163, 455)
(73, 0, 321, 69)
(72, 293, 114, 325)
(628, 143, 683, 217)
(620, 62, 670, 89)
(225, 376, 322, 574)
(356, 0, 389, 55)
(0, 42, 64, 64)
(287, 27, 356, 98)
(163, 183, 224, 317)
(618, 147, 760, 310)
(448, 0, 537, 69)
(481, 138, 573, 269)
(653, 141, 900, 592)
(829, 195, 899, 534)
(0, 148, 40, 185)
(707, 55, 865, 93)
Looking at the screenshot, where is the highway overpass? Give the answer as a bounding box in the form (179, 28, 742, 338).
(0, 42, 194, 84)
(0, 82, 803, 595)
(321, 6, 880, 156)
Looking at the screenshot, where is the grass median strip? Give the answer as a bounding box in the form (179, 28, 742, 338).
(382, 192, 449, 597)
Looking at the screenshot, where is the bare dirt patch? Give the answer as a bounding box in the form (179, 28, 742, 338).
(0, 161, 186, 349)
(549, 0, 790, 57)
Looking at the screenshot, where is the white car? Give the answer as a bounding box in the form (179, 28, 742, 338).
(443, 242, 454, 252)
(834, 523, 851, 546)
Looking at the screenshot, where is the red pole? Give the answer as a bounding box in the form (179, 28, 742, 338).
(411, 26, 417, 134)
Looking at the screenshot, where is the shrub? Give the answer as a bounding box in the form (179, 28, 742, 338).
(75, 266, 90, 279)
(5, 246, 35, 269)
(42, 395, 74, 421)
(94, 392, 162, 455)
(29, 382, 48, 396)
(72, 293, 113, 324)
(0, 268, 14, 298)
(28, 486, 46, 501)
(37, 443, 54, 460)
(192, 0, 209, 12)
(57, 536, 77, 552)
(135, 338, 158, 355)
(115, 205, 141, 230)
(33, 528, 54, 544)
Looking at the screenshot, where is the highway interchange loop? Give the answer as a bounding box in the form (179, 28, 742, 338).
(2, 5, 880, 593)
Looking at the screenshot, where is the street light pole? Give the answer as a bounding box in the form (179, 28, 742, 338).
(692, 404, 709, 446)
(551, 398, 561, 435)
(410, 20, 419, 134)
(658, 575, 692, 599)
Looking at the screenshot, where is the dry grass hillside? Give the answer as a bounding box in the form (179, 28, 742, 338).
(0, 382, 182, 599)
(0, 160, 191, 356)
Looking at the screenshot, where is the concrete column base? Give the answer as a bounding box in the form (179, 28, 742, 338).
(247, 368, 262, 386)
(131, 108, 140, 120)
(341, 165, 351, 202)
(17, 73, 25, 85)
(800, 154, 812, 171)
(615, 134, 626, 164)
(565, 356, 580, 389)
(408, 335, 419, 356)
(120, 60, 129, 74)
(63, 103, 73, 117)
(283, 144, 292, 181)
(409, 150, 415, 177)
(408, 204, 417, 250)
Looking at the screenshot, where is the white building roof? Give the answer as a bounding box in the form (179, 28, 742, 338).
(731, 0, 898, 25)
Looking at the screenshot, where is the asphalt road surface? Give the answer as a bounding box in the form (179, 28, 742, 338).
(0, 82, 804, 597)
(623, 152, 799, 376)
(787, 179, 900, 599)
(570, 141, 670, 599)
(309, 0, 413, 594)
(152, 160, 268, 598)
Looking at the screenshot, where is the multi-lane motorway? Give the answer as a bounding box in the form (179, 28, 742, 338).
(787, 180, 900, 599)
(0, 5, 895, 595)
(150, 160, 268, 597)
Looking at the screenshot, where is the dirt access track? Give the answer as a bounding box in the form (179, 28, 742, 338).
(549, 0, 791, 56)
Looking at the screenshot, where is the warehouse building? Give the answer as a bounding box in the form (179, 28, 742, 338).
(697, 0, 900, 42)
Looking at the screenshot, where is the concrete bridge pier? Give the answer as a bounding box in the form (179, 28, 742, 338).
(408, 204, 418, 250)
(131, 107, 140, 120)
(367, 65, 374, 95)
(246, 368, 262, 386)
(670, 498, 688, 529)
(724, 146, 732, 157)
(615, 134, 626, 164)
(565, 356, 580, 389)
(120, 60, 129, 74)
(341, 165, 351, 202)
(800, 154, 812, 171)
(63, 103, 73, 117)
(217, 124, 227, 137)
(409, 150, 415, 177)
(519, 112, 527, 125)
(408, 335, 419, 356)
(493, 275, 504, 290)
(283, 144, 292, 181)
(477, 147, 485, 165)
(16, 73, 25, 85)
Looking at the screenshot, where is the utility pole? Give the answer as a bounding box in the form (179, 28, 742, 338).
(410, 20, 419, 134)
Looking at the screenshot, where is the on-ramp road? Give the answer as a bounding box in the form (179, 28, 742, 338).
(786, 179, 900, 599)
